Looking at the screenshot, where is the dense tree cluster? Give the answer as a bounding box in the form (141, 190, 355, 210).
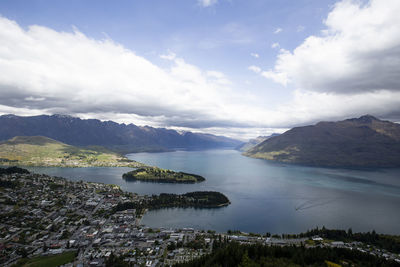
(0, 166, 30, 175)
(105, 252, 128, 267)
(114, 191, 230, 213)
(175, 242, 400, 267)
(0, 180, 18, 189)
(122, 167, 205, 183)
(298, 227, 400, 254)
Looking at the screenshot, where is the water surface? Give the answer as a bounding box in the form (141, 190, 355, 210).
(27, 150, 400, 234)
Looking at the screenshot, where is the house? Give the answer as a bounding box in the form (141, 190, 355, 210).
(312, 236, 323, 241)
(331, 241, 344, 247)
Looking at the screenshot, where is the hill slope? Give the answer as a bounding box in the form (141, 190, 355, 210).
(0, 114, 242, 152)
(237, 134, 280, 152)
(245, 115, 400, 167)
(0, 136, 142, 167)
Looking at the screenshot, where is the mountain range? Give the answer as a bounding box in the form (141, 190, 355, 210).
(3, 114, 399, 168)
(245, 115, 400, 167)
(0, 114, 242, 153)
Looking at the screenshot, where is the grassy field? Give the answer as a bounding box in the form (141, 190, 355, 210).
(14, 251, 76, 267)
(0, 136, 144, 168)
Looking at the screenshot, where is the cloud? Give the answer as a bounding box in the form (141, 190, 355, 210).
(244, 0, 400, 132)
(248, 65, 261, 74)
(171, 126, 289, 141)
(261, 70, 289, 86)
(1, 4, 400, 140)
(24, 96, 46, 102)
(198, 0, 218, 7)
(206, 70, 232, 85)
(250, 53, 259, 58)
(160, 51, 176, 60)
(0, 16, 272, 133)
(280, 89, 400, 126)
(262, 0, 400, 94)
(273, 28, 282, 34)
(271, 42, 280, 49)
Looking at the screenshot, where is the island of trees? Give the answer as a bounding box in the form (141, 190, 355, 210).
(114, 191, 230, 215)
(122, 167, 205, 183)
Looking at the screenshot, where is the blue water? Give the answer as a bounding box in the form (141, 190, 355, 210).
(26, 150, 400, 235)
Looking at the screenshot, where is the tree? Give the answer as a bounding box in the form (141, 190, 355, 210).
(347, 228, 353, 237)
(167, 242, 176, 251)
(18, 248, 28, 258)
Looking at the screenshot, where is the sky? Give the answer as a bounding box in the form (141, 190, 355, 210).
(0, 0, 399, 140)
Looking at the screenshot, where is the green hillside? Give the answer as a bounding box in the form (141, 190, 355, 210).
(0, 136, 143, 167)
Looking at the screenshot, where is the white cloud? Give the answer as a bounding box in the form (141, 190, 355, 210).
(261, 70, 289, 86)
(263, 0, 400, 94)
(274, 28, 282, 34)
(250, 53, 259, 58)
(170, 126, 288, 141)
(198, 0, 218, 7)
(242, 0, 400, 133)
(271, 42, 280, 49)
(24, 96, 46, 102)
(1, 2, 400, 140)
(206, 70, 232, 85)
(248, 65, 261, 74)
(160, 51, 176, 60)
(0, 16, 271, 133)
(278, 89, 400, 126)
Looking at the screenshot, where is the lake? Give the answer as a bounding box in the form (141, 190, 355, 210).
(26, 149, 400, 235)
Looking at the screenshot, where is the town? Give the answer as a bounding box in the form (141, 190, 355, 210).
(1, 169, 399, 266)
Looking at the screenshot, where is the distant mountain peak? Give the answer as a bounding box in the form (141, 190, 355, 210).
(0, 114, 18, 119)
(52, 114, 75, 119)
(347, 114, 379, 123)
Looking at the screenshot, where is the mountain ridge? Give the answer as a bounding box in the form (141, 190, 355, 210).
(0, 114, 243, 153)
(245, 115, 400, 167)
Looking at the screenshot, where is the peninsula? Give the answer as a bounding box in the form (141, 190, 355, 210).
(122, 167, 206, 183)
(0, 136, 143, 168)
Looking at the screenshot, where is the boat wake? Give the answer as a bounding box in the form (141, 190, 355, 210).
(295, 198, 339, 211)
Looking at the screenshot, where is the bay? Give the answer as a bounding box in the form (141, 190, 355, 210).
(26, 149, 400, 235)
